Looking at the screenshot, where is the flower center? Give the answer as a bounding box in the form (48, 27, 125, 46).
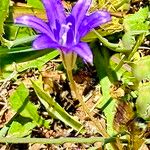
(60, 22, 72, 46)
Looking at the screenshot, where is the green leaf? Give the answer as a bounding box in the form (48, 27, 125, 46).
(121, 32, 136, 50)
(1, 49, 59, 80)
(9, 83, 50, 128)
(136, 83, 150, 119)
(4, 24, 35, 42)
(132, 56, 150, 80)
(17, 50, 59, 72)
(123, 7, 149, 35)
(31, 79, 85, 133)
(92, 44, 117, 137)
(27, 0, 44, 9)
(8, 115, 36, 137)
(0, 0, 10, 36)
(0, 46, 53, 69)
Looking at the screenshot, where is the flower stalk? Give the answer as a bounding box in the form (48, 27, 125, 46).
(66, 68, 120, 150)
(66, 68, 107, 136)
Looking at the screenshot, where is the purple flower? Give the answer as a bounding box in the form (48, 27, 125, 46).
(14, 0, 111, 64)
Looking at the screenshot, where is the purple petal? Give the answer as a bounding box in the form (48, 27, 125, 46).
(66, 28, 74, 46)
(71, 42, 93, 64)
(63, 15, 75, 46)
(66, 15, 75, 33)
(71, 0, 92, 32)
(33, 34, 59, 50)
(53, 20, 61, 42)
(15, 15, 55, 40)
(79, 11, 111, 37)
(42, 0, 66, 29)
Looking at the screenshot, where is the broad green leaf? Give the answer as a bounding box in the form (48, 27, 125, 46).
(0, 0, 10, 36)
(27, 0, 44, 9)
(31, 79, 85, 133)
(9, 83, 50, 128)
(132, 56, 150, 80)
(121, 32, 135, 50)
(123, 7, 149, 35)
(136, 83, 150, 119)
(8, 115, 36, 137)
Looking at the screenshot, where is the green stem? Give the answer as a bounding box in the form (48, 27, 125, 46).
(114, 55, 126, 72)
(67, 70, 107, 137)
(66, 69, 120, 150)
(115, 33, 146, 71)
(127, 33, 146, 61)
(0, 137, 105, 144)
(2, 137, 150, 145)
(93, 30, 127, 53)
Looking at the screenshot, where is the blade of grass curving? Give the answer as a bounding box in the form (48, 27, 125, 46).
(31, 79, 85, 133)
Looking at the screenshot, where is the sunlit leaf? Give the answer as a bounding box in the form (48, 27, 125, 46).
(92, 43, 117, 137)
(8, 115, 36, 137)
(123, 7, 149, 35)
(0, 0, 10, 36)
(4, 25, 35, 41)
(9, 83, 50, 128)
(121, 32, 135, 50)
(132, 56, 150, 81)
(27, 0, 44, 9)
(136, 83, 150, 119)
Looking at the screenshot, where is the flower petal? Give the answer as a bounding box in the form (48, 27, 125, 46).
(33, 34, 59, 50)
(66, 15, 75, 33)
(79, 11, 111, 37)
(53, 20, 61, 42)
(72, 42, 93, 64)
(66, 28, 74, 46)
(15, 15, 54, 39)
(71, 0, 92, 32)
(42, 0, 66, 29)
